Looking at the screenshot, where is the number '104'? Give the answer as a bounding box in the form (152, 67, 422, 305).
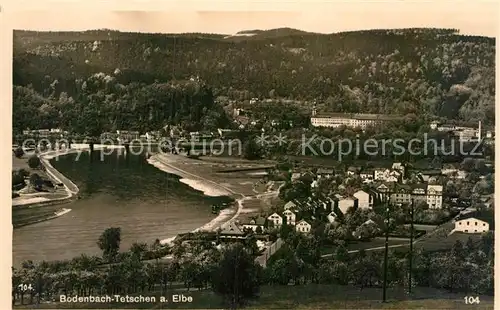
(18, 284, 33, 291)
(464, 296, 480, 304)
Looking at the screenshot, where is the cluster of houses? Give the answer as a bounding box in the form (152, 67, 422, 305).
(100, 130, 159, 142)
(167, 127, 244, 142)
(267, 189, 375, 232)
(292, 162, 445, 209)
(246, 161, 451, 236)
(430, 120, 494, 143)
(21, 128, 68, 138)
(219, 161, 494, 239)
(216, 188, 376, 239)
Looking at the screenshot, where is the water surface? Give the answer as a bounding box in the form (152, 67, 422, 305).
(13, 149, 226, 265)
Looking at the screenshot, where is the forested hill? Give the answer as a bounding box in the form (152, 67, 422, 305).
(13, 28, 495, 133)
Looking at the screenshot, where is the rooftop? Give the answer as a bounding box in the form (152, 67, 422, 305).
(220, 221, 245, 235)
(317, 168, 334, 174)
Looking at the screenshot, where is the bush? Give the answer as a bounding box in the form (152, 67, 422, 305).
(29, 173, 44, 190)
(13, 147, 24, 158)
(12, 171, 25, 187)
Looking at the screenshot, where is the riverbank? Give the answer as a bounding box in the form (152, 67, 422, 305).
(12, 148, 82, 227)
(12, 145, 118, 226)
(14, 144, 125, 207)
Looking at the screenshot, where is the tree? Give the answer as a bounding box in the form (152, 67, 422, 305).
(451, 240, 466, 261)
(12, 170, 26, 188)
(242, 138, 262, 160)
(180, 260, 200, 292)
(331, 261, 349, 285)
(27, 156, 41, 169)
(211, 243, 261, 309)
(266, 259, 291, 285)
(97, 227, 121, 262)
(255, 226, 263, 234)
(279, 181, 311, 202)
(14, 147, 24, 158)
(29, 173, 43, 191)
(334, 243, 349, 262)
(244, 234, 260, 256)
(130, 242, 148, 259)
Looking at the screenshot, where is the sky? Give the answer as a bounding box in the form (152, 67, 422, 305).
(3, 1, 499, 37)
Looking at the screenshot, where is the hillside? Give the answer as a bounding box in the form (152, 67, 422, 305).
(13, 28, 496, 133)
(225, 27, 316, 40)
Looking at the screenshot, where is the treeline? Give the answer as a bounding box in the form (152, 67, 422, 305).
(267, 231, 493, 295)
(14, 28, 495, 126)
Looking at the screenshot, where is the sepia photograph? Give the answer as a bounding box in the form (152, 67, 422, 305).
(8, 2, 497, 309)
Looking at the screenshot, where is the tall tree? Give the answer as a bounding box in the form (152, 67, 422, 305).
(211, 243, 261, 309)
(27, 156, 41, 169)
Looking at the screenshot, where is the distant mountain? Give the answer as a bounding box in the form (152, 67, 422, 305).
(13, 27, 496, 128)
(223, 28, 317, 41)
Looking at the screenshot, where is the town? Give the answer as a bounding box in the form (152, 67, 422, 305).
(14, 108, 495, 259)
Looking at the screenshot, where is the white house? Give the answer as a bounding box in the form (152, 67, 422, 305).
(374, 169, 390, 181)
(454, 217, 490, 233)
(295, 220, 312, 233)
(426, 185, 443, 209)
(353, 190, 373, 209)
(219, 221, 247, 240)
(318, 196, 335, 211)
(311, 180, 319, 188)
(392, 162, 405, 175)
(390, 170, 401, 179)
(145, 132, 157, 141)
(387, 175, 399, 182)
(360, 170, 374, 181)
(283, 209, 296, 226)
(375, 169, 400, 182)
(241, 217, 266, 233)
(267, 213, 283, 227)
(317, 168, 334, 179)
(291, 173, 302, 182)
(347, 166, 360, 176)
(442, 169, 467, 180)
(354, 219, 381, 239)
(310, 112, 403, 129)
(376, 183, 390, 193)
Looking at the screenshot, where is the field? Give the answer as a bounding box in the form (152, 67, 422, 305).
(321, 237, 411, 256)
(415, 231, 484, 252)
(322, 220, 487, 256)
(14, 284, 493, 309)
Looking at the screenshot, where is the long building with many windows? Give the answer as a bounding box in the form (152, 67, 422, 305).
(310, 110, 403, 130)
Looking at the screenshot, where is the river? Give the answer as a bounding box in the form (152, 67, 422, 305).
(12, 148, 229, 266)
